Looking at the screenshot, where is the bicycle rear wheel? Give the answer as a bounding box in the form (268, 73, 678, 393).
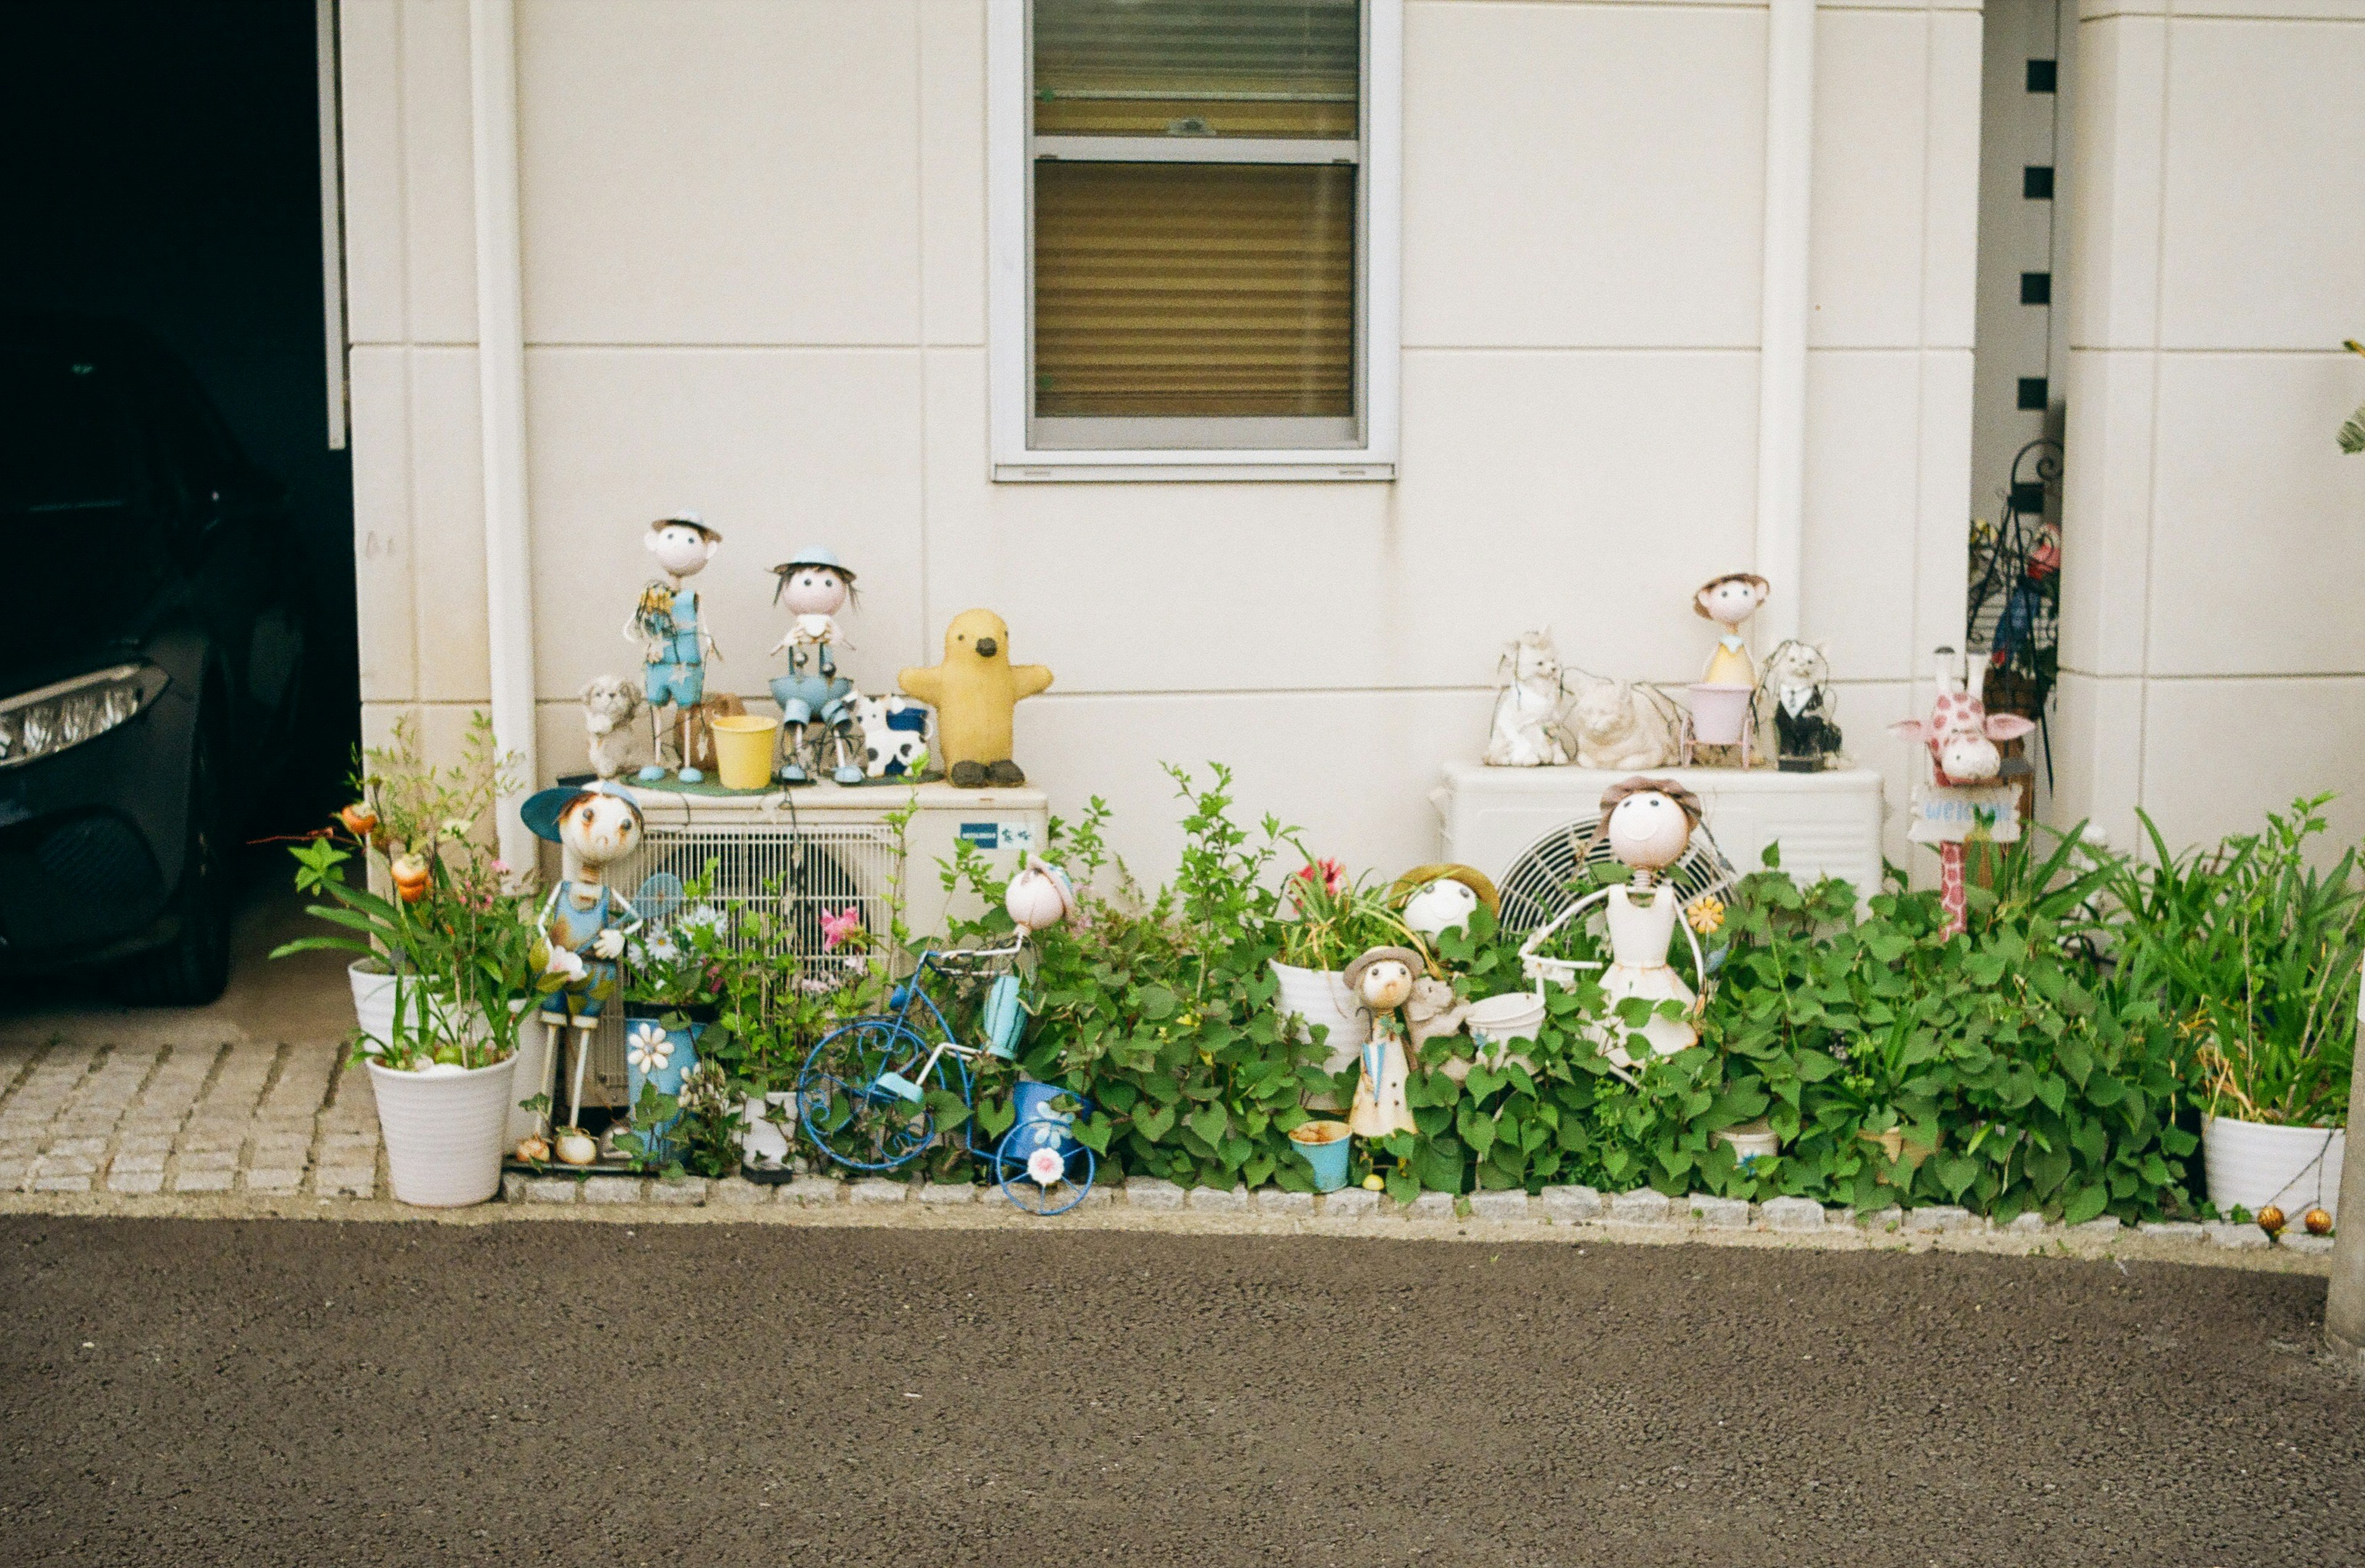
(797, 1018, 954, 1172)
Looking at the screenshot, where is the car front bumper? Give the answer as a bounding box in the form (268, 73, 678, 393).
(0, 684, 196, 973)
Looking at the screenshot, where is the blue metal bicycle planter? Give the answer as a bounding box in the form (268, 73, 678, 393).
(794, 937, 1097, 1216)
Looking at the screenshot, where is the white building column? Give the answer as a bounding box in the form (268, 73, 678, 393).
(1755, 0, 1814, 648)
(469, 0, 539, 872)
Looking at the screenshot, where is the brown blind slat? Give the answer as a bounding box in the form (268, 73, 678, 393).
(1033, 161, 1355, 419)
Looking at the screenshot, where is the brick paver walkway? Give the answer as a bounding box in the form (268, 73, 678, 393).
(0, 1037, 378, 1200)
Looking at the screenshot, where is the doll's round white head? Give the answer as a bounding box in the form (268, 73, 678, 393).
(1606, 790, 1692, 871)
(1694, 574, 1769, 631)
(645, 517, 719, 579)
(778, 565, 849, 616)
(1354, 957, 1417, 1011)
(557, 791, 644, 869)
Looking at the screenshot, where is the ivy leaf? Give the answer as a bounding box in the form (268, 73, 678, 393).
(1934, 1155, 1979, 1199)
(2061, 1182, 2109, 1226)
(1138, 984, 1178, 1022)
(1187, 1103, 1229, 1148)
(1134, 1101, 1177, 1142)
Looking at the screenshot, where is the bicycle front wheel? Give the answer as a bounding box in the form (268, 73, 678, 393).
(797, 1017, 953, 1173)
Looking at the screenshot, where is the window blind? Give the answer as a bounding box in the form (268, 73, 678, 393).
(1033, 161, 1356, 418)
(1033, 0, 1359, 139)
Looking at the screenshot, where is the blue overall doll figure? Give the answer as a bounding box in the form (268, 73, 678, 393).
(767, 546, 863, 785)
(625, 513, 722, 783)
(522, 782, 645, 1147)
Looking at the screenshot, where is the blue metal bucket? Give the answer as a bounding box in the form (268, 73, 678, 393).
(1288, 1119, 1353, 1192)
(1008, 1080, 1089, 1159)
(623, 1013, 701, 1160)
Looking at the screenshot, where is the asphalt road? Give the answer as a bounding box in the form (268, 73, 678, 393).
(2, 1218, 2359, 1567)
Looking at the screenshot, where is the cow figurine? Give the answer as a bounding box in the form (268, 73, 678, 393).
(1890, 650, 2037, 935)
(1889, 651, 2035, 787)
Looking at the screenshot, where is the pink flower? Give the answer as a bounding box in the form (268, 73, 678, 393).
(490, 859, 510, 875)
(819, 905, 864, 952)
(1293, 859, 1347, 899)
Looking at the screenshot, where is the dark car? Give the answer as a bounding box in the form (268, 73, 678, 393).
(0, 315, 307, 1003)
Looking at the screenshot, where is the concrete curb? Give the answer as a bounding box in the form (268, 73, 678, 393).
(0, 1182, 2331, 1276)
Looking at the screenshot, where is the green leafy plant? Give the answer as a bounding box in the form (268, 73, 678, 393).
(270, 713, 532, 1072)
(1271, 856, 1417, 972)
(2111, 794, 2362, 1127)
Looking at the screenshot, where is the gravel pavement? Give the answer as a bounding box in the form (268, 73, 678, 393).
(2, 1218, 2359, 1567)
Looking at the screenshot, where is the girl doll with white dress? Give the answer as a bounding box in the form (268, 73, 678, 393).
(1519, 778, 1712, 1070)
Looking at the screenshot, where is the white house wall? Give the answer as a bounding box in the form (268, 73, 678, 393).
(2056, 0, 2365, 855)
(342, 0, 1986, 883)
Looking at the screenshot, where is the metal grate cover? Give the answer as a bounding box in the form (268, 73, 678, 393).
(1497, 819, 1739, 939)
(567, 819, 905, 1107)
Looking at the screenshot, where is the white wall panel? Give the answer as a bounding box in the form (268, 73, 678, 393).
(1801, 350, 1922, 684)
(2158, 19, 2365, 349)
(347, 347, 417, 703)
(1809, 10, 1928, 350)
(339, 0, 408, 346)
(1401, 0, 1768, 348)
(923, 346, 1760, 697)
(516, 0, 922, 346)
(520, 347, 926, 702)
(2140, 676, 2365, 852)
(2146, 352, 2365, 676)
(398, 0, 479, 343)
(920, 0, 987, 347)
(406, 348, 491, 701)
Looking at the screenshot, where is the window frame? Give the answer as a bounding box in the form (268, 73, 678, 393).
(987, 0, 1401, 483)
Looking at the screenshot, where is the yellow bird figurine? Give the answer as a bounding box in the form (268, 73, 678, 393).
(899, 608, 1053, 787)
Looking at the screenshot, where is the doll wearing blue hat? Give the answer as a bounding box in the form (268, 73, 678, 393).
(768, 546, 864, 785)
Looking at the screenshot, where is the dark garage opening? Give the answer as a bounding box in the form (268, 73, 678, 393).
(2, 0, 357, 1008)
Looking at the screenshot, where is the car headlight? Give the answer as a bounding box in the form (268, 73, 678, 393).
(0, 663, 171, 770)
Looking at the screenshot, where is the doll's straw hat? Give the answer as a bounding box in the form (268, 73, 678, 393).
(649, 511, 722, 543)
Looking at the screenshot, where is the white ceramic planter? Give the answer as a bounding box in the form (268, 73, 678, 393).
(738, 1091, 798, 1172)
(2202, 1114, 2346, 1222)
(1270, 961, 1370, 1069)
(368, 1054, 518, 1207)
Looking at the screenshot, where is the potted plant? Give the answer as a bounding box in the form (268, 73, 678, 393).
(1269, 857, 1416, 1069)
(315, 716, 514, 1051)
(273, 714, 532, 1206)
(2117, 796, 2360, 1222)
(613, 875, 730, 1168)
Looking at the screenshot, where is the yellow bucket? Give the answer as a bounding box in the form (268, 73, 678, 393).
(708, 714, 775, 791)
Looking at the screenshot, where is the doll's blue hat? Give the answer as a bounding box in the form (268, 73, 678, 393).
(769, 546, 854, 583)
(520, 780, 644, 844)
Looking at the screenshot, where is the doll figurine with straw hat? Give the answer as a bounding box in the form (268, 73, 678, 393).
(1344, 945, 1426, 1139)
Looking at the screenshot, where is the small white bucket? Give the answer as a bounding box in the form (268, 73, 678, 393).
(369, 1054, 519, 1207)
(2202, 1115, 2345, 1222)
(1466, 990, 1545, 1047)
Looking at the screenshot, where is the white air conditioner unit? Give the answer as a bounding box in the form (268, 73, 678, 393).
(544, 779, 1047, 1110)
(1431, 761, 1886, 933)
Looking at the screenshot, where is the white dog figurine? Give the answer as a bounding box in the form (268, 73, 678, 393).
(1483, 631, 1575, 767)
(581, 675, 644, 780)
(1567, 676, 1675, 771)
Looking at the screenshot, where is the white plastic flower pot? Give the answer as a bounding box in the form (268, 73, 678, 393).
(349, 959, 414, 1054)
(2202, 1114, 2345, 1223)
(368, 1054, 518, 1207)
(738, 1091, 798, 1173)
(1466, 990, 1545, 1047)
(1270, 961, 1370, 1069)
